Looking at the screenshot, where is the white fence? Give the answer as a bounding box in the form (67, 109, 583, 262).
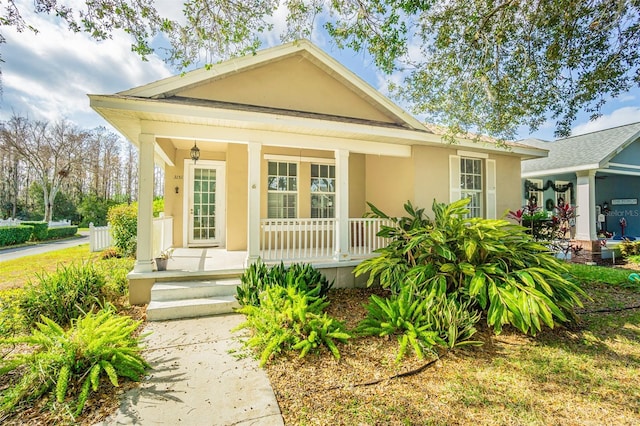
(259, 218, 392, 261)
(89, 223, 112, 252)
(0, 219, 72, 228)
(89, 216, 174, 254)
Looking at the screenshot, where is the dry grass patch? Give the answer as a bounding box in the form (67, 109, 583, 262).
(266, 287, 640, 425)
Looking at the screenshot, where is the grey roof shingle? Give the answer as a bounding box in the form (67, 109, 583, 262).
(521, 122, 640, 175)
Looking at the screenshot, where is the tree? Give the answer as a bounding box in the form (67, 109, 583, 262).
(0, 115, 87, 222)
(1, 0, 638, 138)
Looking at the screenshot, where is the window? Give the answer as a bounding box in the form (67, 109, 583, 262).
(267, 161, 297, 218)
(460, 157, 483, 218)
(310, 164, 335, 218)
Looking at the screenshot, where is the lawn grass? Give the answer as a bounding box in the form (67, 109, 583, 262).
(567, 262, 635, 286)
(0, 244, 99, 290)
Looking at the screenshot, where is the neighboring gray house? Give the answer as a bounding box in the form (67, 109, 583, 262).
(521, 122, 640, 249)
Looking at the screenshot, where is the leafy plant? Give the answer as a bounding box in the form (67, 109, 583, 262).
(357, 289, 481, 362)
(0, 289, 26, 337)
(19, 262, 107, 328)
(235, 285, 350, 366)
(107, 203, 137, 258)
(619, 239, 640, 257)
(0, 309, 148, 417)
(236, 260, 332, 307)
(356, 199, 587, 335)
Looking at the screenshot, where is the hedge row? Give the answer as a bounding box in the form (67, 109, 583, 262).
(0, 226, 34, 246)
(46, 226, 78, 240)
(20, 221, 49, 240)
(0, 224, 79, 247)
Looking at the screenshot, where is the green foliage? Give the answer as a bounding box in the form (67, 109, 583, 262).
(20, 221, 48, 241)
(107, 203, 137, 258)
(0, 225, 33, 246)
(235, 285, 350, 366)
(567, 263, 635, 287)
(97, 258, 134, 298)
(0, 309, 148, 417)
(236, 260, 333, 307)
(46, 226, 78, 240)
(357, 289, 481, 362)
(0, 289, 26, 337)
(153, 197, 164, 217)
(356, 199, 586, 335)
(78, 195, 117, 228)
(19, 262, 108, 328)
(619, 239, 640, 258)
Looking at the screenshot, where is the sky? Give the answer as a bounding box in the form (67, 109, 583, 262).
(1, 2, 639, 142)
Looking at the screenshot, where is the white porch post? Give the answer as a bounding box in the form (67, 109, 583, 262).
(334, 149, 350, 261)
(575, 170, 597, 241)
(246, 142, 262, 265)
(133, 133, 155, 272)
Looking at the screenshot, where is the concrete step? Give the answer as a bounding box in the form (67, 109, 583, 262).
(150, 278, 241, 302)
(146, 296, 240, 321)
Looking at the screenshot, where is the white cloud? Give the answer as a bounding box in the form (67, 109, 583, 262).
(571, 107, 640, 136)
(0, 3, 172, 129)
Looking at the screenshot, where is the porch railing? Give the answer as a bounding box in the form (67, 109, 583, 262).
(153, 215, 174, 257)
(259, 218, 392, 261)
(348, 218, 393, 257)
(260, 218, 336, 261)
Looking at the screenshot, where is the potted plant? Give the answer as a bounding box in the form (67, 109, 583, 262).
(155, 248, 174, 271)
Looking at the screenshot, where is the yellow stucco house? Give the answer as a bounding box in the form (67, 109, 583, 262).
(89, 40, 545, 316)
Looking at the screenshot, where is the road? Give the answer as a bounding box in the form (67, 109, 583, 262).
(0, 232, 90, 263)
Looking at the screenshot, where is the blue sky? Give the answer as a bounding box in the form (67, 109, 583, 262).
(1, 3, 638, 141)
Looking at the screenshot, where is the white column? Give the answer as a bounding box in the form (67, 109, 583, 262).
(575, 170, 597, 241)
(134, 133, 155, 273)
(246, 142, 262, 265)
(334, 149, 350, 261)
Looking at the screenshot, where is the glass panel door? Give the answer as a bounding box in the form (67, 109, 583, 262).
(187, 161, 225, 246)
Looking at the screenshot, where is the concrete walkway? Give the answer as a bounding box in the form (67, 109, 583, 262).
(98, 314, 284, 426)
(0, 232, 89, 262)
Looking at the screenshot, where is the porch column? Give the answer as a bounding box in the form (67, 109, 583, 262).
(246, 142, 262, 265)
(575, 170, 597, 241)
(334, 149, 350, 261)
(133, 133, 155, 272)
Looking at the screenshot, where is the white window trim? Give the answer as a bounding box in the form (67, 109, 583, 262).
(264, 154, 335, 164)
(267, 160, 299, 219)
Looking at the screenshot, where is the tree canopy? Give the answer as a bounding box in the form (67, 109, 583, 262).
(1, 0, 638, 138)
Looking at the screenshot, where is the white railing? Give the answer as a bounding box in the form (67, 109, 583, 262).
(0, 218, 21, 227)
(89, 223, 112, 252)
(261, 218, 336, 261)
(153, 215, 174, 257)
(49, 219, 72, 228)
(348, 218, 393, 257)
(259, 217, 392, 261)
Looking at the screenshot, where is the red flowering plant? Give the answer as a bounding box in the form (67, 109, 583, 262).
(551, 202, 581, 259)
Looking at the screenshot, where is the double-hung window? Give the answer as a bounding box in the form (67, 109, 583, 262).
(460, 157, 483, 218)
(267, 161, 297, 218)
(310, 164, 335, 218)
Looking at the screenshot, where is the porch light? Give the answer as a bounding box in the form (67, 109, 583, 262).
(190, 141, 200, 163)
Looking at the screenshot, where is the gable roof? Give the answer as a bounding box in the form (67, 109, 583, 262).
(521, 122, 640, 177)
(118, 40, 427, 131)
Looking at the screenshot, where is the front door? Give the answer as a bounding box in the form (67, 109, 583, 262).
(185, 160, 226, 247)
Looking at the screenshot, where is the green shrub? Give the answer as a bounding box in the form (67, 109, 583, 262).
(97, 258, 134, 299)
(236, 261, 333, 307)
(235, 285, 350, 366)
(355, 199, 587, 335)
(0, 226, 33, 246)
(0, 289, 26, 337)
(19, 263, 107, 328)
(153, 197, 164, 217)
(619, 239, 640, 257)
(20, 221, 48, 241)
(357, 290, 481, 362)
(0, 309, 148, 417)
(107, 203, 137, 258)
(46, 226, 78, 240)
